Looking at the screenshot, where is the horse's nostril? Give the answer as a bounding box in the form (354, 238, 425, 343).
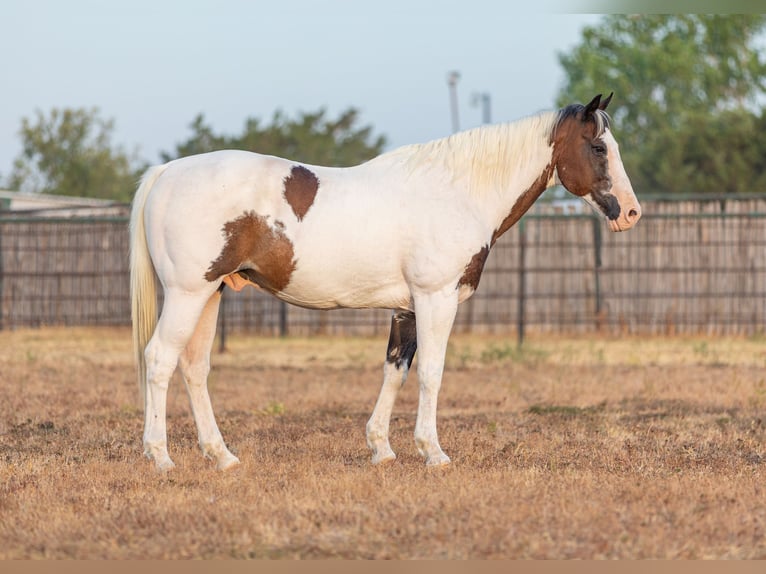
(628, 208, 638, 218)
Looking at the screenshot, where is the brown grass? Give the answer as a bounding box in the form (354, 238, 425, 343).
(1, 327, 765, 559)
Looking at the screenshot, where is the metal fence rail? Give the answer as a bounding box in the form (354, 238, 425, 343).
(2, 195, 766, 338)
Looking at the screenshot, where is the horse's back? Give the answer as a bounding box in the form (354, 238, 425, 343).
(150, 150, 290, 207)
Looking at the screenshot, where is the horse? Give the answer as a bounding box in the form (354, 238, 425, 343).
(130, 93, 641, 471)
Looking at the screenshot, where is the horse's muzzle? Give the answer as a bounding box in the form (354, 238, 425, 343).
(608, 203, 642, 232)
(593, 191, 621, 221)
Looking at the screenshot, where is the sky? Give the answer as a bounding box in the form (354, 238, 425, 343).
(0, 1, 603, 182)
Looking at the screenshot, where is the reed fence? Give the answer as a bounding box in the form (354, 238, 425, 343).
(1, 194, 765, 342)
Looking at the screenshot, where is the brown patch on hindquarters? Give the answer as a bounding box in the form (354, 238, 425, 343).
(205, 211, 296, 293)
(458, 244, 490, 291)
(283, 165, 319, 221)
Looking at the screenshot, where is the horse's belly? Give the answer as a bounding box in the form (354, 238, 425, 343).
(277, 266, 411, 311)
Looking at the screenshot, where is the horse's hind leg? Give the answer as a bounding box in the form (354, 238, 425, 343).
(143, 288, 212, 471)
(366, 311, 417, 464)
(178, 289, 240, 470)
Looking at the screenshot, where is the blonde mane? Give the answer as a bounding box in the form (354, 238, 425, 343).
(382, 111, 560, 198)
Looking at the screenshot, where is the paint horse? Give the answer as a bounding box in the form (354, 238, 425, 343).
(130, 93, 641, 471)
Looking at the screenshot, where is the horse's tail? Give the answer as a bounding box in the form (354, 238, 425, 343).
(129, 164, 167, 404)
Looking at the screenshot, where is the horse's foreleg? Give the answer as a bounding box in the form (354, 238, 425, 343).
(412, 289, 458, 466)
(178, 290, 240, 471)
(143, 289, 211, 471)
(366, 311, 417, 464)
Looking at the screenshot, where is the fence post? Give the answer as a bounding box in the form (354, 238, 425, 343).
(517, 219, 527, 348)
(279, 301, 288, 337)
(218, 290, 227, 353)
(0, 222, 4, 331)
(591, 216, 603, 330)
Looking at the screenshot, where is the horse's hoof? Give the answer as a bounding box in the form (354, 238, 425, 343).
(145, 445, 175, 472)
(371, 451, 397, 465)
(154, 457, 176, 473)
(425, 453, 451, 467)
(216, 454, 241, 471)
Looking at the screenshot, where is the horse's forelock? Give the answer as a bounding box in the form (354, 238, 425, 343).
(593, 109, 611, 136)
(551, 104, 611, 143)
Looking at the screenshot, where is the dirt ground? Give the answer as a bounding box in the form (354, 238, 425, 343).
(1, 327, 765, 558)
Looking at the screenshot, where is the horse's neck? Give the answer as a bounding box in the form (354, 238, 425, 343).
(374, 113, 557, 240)
(429, 116, 557, 238)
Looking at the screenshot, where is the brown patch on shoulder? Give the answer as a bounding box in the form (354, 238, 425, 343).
(458, 244, 490, 291)
(283, 165, 319, 221)
(204, 212, 296, 293)
(491, 164, 554, 245)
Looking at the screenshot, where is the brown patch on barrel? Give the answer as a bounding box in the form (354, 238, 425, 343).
(458, 244, 490, 291)
(491, 164, 554, 246)
(204, 211, 296, 293)
(283, 165, 319, 221)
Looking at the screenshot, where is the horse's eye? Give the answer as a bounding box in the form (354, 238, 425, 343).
(592, 144, 607, 156)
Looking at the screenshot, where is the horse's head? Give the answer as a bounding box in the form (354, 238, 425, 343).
(552, 93, 641, 232)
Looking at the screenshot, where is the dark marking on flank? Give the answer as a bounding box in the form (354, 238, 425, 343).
(283, 165, 319, 221)
(458, 244, 490, 291)
(205, 211, 296, 293)
(386, 311, 417, 370)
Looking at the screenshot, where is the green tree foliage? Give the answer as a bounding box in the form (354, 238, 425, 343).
(9, 108, 141, 201)
(557, 15, 766, 193)
(162, 107, 387, 166)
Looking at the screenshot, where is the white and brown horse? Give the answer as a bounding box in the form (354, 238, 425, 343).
(130, 93, 641, 471)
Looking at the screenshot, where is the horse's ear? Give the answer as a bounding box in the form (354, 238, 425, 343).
(583, 94, 602, 118)
(599, 92, 613, 111)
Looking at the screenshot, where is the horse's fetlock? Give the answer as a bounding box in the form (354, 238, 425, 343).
(366, 422, 385, 440)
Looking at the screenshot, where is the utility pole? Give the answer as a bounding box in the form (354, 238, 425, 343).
(447, 71, 461, 133)
(472, 92, 492, 124)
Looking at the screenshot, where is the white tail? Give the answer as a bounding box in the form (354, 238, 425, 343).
(129, 165, 167, 403)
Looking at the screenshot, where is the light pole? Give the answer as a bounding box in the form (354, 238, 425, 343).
(447, 71, 461, 133)
(472, 92, 492, 124)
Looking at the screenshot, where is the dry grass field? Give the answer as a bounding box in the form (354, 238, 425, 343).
(1, 327, 765, 559)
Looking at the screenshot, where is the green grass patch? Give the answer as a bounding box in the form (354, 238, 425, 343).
(527, 401, 607, 419)
(479, 342, 549, 364)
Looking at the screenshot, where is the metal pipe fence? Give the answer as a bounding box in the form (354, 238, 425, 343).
(1, 195, 765, 339)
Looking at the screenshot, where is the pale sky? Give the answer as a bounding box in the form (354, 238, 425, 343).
(0, 1, 602, 179)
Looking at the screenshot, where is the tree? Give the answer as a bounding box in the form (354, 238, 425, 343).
(163, 107, 387, 167)
(8, 108, 142, 202)
(557, 15, 766, 194)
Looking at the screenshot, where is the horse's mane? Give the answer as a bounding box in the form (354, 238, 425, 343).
(376, 105, 612, 199)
